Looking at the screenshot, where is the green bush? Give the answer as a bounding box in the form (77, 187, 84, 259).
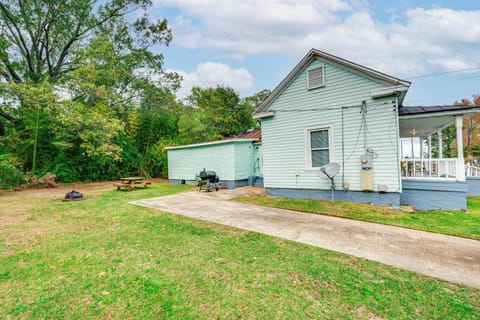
(0, 155, 25, 188)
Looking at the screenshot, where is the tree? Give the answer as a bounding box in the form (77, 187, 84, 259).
(1, 82, 60, 172)
(0, 0, 181, 182)
(244, 89, 271, 109)
(186, 86, 254, 141)
(432, 96, 480, 160)
(454, 96, 480, 159)
(0, 0, 173, 124)
(176, 107, 209, 144)
(0, 0, 170, 83)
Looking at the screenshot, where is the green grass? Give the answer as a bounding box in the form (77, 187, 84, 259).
(235, 194, 480, 241)
(1, 182, 479, 319)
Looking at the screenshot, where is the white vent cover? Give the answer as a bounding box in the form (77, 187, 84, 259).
(307, 66, 325, 89)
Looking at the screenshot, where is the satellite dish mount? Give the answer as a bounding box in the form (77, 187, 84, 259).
(318, 163, 340, 203)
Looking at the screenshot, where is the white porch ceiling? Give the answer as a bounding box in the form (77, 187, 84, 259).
(399, 108, 479, 138)
(399, 115, 457, 137)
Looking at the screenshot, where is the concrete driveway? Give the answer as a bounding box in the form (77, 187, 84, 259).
(131, 189, 480, 288)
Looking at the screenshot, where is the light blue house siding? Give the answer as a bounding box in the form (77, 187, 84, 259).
(167, 139, 257, 188)
(260, 58, 403, 207)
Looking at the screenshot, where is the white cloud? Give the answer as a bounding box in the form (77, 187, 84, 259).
(154, 1, 480, 78)
(172, 62, 254, 98)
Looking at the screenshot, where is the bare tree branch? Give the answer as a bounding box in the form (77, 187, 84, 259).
(0, 2, 34, 75)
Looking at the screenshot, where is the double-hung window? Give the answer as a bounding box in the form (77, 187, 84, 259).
(306, 126, 333, 169)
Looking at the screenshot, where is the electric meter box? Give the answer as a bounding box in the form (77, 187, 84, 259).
(360, 152, 373, 169)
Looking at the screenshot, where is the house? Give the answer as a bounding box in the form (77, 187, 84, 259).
(252, 49, 480, 210)
(166, 128, 263, 188)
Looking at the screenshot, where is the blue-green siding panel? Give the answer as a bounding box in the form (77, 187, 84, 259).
(233, 142, 256, 179)
(167, 141, 256, 182)
(262, 59, 401, 192)
(168, 143, 236, 181)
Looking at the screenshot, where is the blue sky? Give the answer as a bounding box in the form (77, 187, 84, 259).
(147, 0, 480, 105)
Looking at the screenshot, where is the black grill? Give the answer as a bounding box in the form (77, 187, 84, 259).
(198, 168, 220, 192)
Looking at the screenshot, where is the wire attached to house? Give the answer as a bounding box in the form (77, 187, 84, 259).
(360, 100, 368, 151)
(269, 100, 392, 113)
(406, 66, 480, 80)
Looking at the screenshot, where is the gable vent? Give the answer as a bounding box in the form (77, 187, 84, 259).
(307, 66, 325, 89)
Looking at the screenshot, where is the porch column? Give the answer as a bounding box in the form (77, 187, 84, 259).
(420, 137, 424, 159)
(437, 129, 443, 158)
(411, 137, 415, 159)
(428, 134, 432, 177)
(427, 134, 432, 158)
(400, 139, 404, 158)
(456, 116, 465, 180)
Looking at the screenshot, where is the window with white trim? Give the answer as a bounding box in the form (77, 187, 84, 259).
(307, 66, 325, 89)
(306, 127, 332, 168)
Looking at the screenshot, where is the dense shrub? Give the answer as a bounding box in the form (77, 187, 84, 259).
(0, 156, 25, 189)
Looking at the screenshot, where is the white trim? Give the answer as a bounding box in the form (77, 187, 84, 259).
(252, 111, 274, 119)
(304, 125, 335, 170)
(371, 85, 409, 99)
(307, 65, 325, 89)
(165, 139, 256, 150)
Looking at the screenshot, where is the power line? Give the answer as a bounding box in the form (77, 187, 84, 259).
(406, 66, 480, 80)
(269, 100, 395, 113)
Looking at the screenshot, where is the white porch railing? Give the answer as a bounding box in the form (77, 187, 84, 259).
(401, 158, 462, 180)
(465, 163, 480, 177)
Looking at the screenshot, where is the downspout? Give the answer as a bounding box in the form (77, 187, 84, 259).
(394, 94, 402, 192)
(342, 106, 345, 189)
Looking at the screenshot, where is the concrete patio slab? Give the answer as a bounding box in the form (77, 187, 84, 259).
(131, 189, 480, 288)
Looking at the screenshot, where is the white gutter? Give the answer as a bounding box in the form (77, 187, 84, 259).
(252, 111, 274, 119)
(371, 85, 409, 99)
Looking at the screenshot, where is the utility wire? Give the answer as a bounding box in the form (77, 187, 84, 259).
(406, 66, 480, 80)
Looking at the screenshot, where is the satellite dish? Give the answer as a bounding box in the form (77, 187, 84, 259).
(318, 163, 340, 180)
(317, 163, 340, 203)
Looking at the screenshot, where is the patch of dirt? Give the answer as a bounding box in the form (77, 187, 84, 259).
(0, 179, 165, 228)
(4, 181, 113, 198)
(1, 178, 167, 198)
(400, 205, 415, 213)
(234, 186, 266, 197)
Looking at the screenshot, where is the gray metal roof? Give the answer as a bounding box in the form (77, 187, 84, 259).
(399, 105, 480, 116)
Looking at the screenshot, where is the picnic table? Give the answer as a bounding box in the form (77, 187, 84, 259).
(114, 177, 151, 191)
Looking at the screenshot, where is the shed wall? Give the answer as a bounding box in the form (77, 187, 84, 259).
(167, 141, 257, 182)
(167, 143, 236, 181)
(233, 142, 256, 180)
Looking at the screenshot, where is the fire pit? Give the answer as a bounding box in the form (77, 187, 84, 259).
(198, 168, 220, 192)
(63, 190, 84, 201)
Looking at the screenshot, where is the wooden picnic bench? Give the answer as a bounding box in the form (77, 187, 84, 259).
(114, 177, 151, 191)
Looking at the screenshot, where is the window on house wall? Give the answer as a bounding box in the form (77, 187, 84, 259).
(307, 66, 325, 89)
(306, 127, 333, 168)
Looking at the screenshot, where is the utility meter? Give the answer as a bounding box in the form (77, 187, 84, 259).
(360, 152, 373, 169)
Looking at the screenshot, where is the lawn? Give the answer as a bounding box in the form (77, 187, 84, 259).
(0, 182, 479, 319)
(235, 193, 480, 241)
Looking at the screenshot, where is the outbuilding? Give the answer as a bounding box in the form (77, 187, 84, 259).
(166, 129, 263, 188)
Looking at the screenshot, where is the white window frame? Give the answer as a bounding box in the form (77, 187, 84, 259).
(307, 65, 325, 89)
(305, 125, 334, 170)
